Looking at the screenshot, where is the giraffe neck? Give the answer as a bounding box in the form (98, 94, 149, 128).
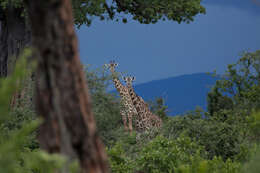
(127, 83, 162, 130)
(127, 84, 140, 109)
(113, 77, 124, 93)
(127, 84, 147, 120)
(110, 70, 125, 96)
(127, 83, 155, 128)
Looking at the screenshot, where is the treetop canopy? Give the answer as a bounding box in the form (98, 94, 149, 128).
(0, 0, 205, 26)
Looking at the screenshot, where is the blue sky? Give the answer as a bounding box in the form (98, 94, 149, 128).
(76, 1, 260, 85)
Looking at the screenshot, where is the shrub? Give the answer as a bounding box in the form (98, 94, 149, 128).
(162, 114, 249, 161)
(107, 142, 134, 173)
(136, 135, 206, 173)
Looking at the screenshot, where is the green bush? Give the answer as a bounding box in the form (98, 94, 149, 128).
(135, 135, 206, 172)
(175, 156, 241, 173)
(247, 111, 260, 141)
(107, 142, 134, 173)
(162, 113, 250, 161)
(148, 97, 169, 121)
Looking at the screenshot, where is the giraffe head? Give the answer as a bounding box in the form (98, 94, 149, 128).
(104, 60, 118, 73)
(123, 75, 135, 87)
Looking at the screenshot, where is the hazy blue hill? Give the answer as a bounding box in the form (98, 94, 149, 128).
(130, 73, 218, 115)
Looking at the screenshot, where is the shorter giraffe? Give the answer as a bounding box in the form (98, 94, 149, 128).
(105, 61, 137, 134)
(123, 76, 162, 132)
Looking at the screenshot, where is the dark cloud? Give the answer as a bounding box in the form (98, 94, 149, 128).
(203, 0, 260, 15)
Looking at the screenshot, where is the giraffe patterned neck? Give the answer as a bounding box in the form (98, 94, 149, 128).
(126, 83, 151, 130)
(127, 84, 136, 102)
(127, 84, 142, 111)
(109, 69, 123, 92)
(112, 77, 124, 93)
(126, 81, 162, 131)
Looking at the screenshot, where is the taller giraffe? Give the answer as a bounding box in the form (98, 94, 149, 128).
(123, 76, 162, 132)
(105, 61, 137, 134)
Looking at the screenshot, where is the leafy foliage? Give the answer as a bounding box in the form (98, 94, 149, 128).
(162, 113, 249, 161)
(247, 111, 260, 142)
(242, 147, 260, 173)
(207, 86, 234, 115)
(176, 156, 241, 173)
(0, 0, 24, 9)
(107, 142, 134, 173)
(1, 0, 205, 27)
(2, 48, 260, 172)
(84, 65, 123, 146)
(148, 97, 169, 121)
(72, 0, 206, 26)
(136, 135, 206, 172)
(107, 135, 244, 173)
(207, 50, 260, 115)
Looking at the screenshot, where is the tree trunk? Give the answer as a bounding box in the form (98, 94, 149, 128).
(0, 20, 7, 77)
(25, 0, 109, 172)
(0, 5, 31, 107)
(0, 6, 31, 77)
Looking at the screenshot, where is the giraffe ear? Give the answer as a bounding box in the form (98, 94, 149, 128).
(132, 77, 136, 81)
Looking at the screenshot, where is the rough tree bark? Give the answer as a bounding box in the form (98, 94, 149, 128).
(24, 0, 109, 172)
(0, 6, 31, 77)
(0, 5, 31, 107)
(0, 19, 8, 77)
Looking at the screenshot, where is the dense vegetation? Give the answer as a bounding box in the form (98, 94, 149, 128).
(0, 50, 260, 172)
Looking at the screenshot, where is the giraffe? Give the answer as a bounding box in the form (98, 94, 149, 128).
(105, 60, 137, 134)
(123, 76, 162, 132)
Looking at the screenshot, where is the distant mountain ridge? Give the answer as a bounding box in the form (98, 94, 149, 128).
(120, 73, 218, 115)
